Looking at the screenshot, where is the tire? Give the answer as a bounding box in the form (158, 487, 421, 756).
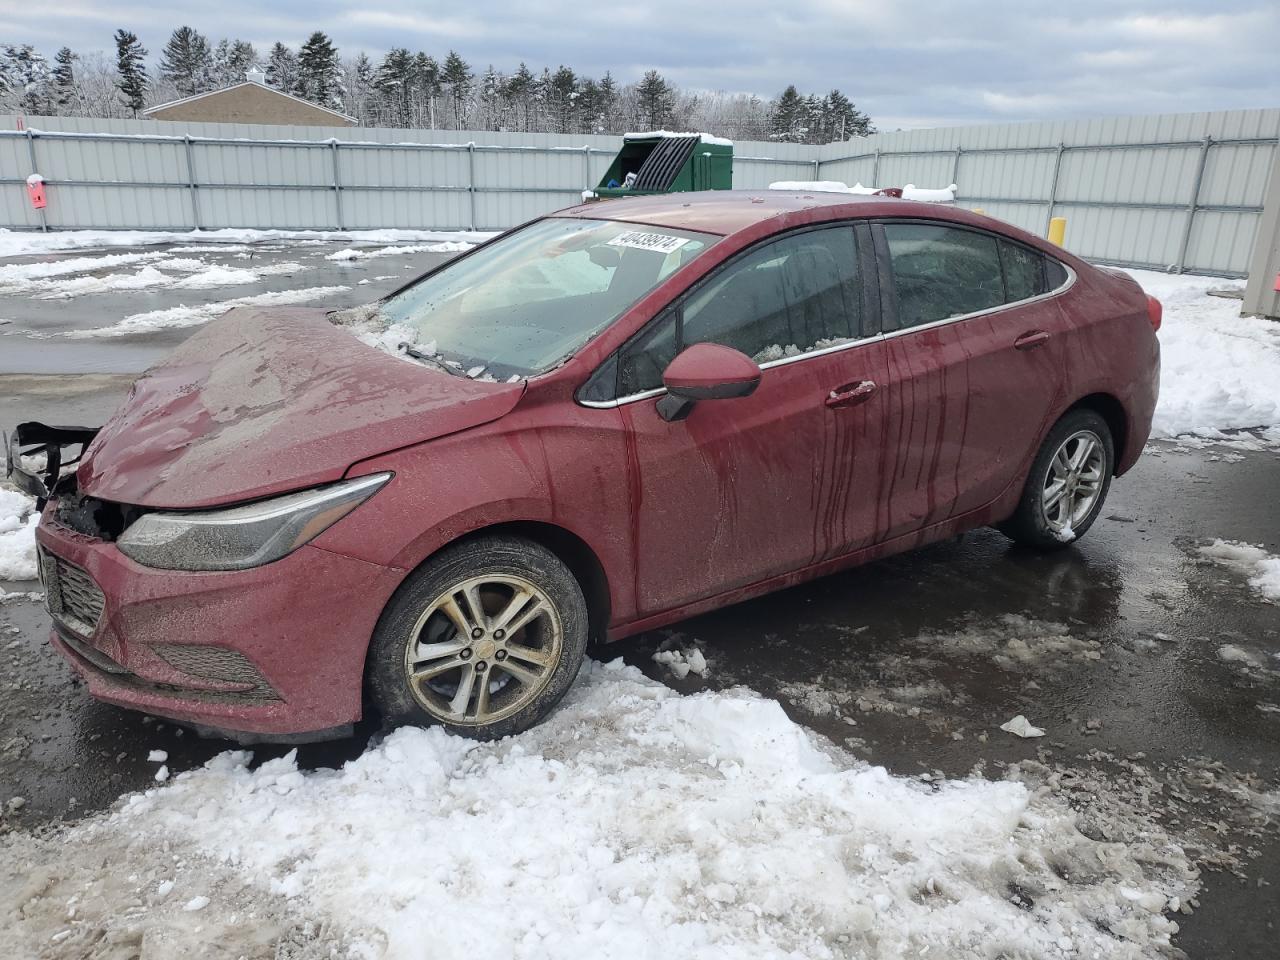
(366, 535, 589, 740)
(999, 409, 1114, 551)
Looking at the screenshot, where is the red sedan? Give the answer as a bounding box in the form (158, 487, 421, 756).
(12, 190, 1161, 741)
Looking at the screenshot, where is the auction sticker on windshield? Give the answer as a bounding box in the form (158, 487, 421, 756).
(606, 231, 690, 254)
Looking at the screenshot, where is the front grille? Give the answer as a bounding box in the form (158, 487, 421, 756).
(41, 549, 105, 637)
(151, 644, 276, 699)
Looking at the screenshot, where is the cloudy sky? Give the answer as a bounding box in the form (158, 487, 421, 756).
(2, 0, 1276, 128)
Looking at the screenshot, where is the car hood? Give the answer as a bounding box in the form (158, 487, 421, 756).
(78, 306, 524, 509)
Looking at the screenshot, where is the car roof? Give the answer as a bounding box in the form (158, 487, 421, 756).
(559, 189, 904, 236)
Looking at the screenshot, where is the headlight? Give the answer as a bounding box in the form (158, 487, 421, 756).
(117, 473, 391, 571)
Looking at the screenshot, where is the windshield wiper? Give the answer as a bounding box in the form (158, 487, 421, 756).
(399, 342, 465, 377)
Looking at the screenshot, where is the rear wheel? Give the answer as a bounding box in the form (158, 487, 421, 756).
(999, 409, 1113, 550)
(367, 536, 589, 739)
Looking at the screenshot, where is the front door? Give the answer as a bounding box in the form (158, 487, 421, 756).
(614, 225, 889, 615)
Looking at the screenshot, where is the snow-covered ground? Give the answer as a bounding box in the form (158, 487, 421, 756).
(1131, 270, 1280, 439)
(0, 487, 39, 581)
(0, 227, 494, 260)
(1198, 540, 1280, 602)
(1, 660, 1195, 959)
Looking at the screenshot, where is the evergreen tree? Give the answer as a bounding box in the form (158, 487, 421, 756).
(477, 65, 503, 129)
(374, 48, 415, 126)
(1, 45, 53, 114)
(635, 70, 673, 129)
(820, 89, 872, 141)
(52, 47, 77, 112)
(440, 50, 471, 129)
(503, 62, 535, 131)
(159, 26, 213, 96)
(412, 53, 440, 127)
(265, 42, 298, 93)
(595, 71, 618, 132)
(295, 31, 341, 105)
(769, 85, 805, 142)
(212, 39, 259, 87)
(548, 65, 577, 133)
(113, 29, 148, 117)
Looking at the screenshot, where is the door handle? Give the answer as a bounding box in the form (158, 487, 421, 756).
(1014, 330, 1051, 351)
(825, 380, 877, 408)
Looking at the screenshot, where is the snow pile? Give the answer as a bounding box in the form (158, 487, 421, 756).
(65, 285, 351, 337)
(0, 487, 39, 582)
(767, 181, 957, 202)
(768, 180, 872, 194)
(54, 659, 1190, 959)
(625, 130, 733, 146)
(1133, 270, 1280, 438)
(325, 241, 473, 261)
(0, 227, 493, 259)
(1198, 539, 1280, 601)
(651, 634, 710, 679)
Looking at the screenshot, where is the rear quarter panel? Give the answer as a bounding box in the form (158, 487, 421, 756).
(1053, 264, 1160, 474)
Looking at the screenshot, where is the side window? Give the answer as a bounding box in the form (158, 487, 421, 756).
(884, 223, 1004, 327)
(615, 227, 862, 396)
(618, 306, 679, 396)
(1044, 257, 1069, 291)
(683, 228, 861, 363)
(999, 239, 1046, 303)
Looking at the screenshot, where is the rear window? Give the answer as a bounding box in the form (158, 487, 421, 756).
(884, 223, 1005, 327)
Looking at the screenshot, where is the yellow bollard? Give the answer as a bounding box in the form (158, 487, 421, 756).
(1047, 216, 1067, 247)
(971, 208, 985, 215)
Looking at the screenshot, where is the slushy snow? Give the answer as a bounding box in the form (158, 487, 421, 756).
(0, 227, 492, 259)
(0, 487, 39, 581)
(67, 285, 352, 337)
(6, 660, 1194, 959)
(1198, 539, 1280, 601)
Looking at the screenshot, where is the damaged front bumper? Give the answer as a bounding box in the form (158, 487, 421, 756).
(5, 421, 100, 507)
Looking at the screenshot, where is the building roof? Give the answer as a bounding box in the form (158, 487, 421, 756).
(142, 81, 357, 123)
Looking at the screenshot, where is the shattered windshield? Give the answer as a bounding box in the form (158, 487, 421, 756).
(337, 217, 718, 381)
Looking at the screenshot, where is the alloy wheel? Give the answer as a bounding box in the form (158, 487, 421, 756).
(1040, 429, 1106, 534)
(402, 573, 563, 726)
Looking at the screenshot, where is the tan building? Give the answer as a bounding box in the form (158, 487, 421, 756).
(143, 73, 356, 127)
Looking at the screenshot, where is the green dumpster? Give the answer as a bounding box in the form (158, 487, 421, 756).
(590, 132, 733, 199)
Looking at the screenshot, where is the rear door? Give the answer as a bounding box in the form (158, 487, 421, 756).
(603, 224, 890, 615)
(871, 220, 1070, 538)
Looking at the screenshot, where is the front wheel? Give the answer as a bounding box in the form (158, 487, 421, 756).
(999, 409, 1114, 550)
(366, 535, 589, 739)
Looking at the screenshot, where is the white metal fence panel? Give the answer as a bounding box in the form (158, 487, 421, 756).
(1, 109, 1277, 275)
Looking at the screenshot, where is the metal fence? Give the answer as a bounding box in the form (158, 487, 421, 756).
(0, 116, 814, 234)
(817, 109, 1280, 277)
(2, 109, 1277, 277)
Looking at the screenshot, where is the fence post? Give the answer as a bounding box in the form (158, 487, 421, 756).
(330, 139, 344, 230)
(467, 141, 477, 231)
(1175, 136, 1212, 274)
(582, 144, 591, 191)
(25, 129, 47, 232)
(1044, 142, 1066, 236)
(812, 157, 820, 182)
(871, 149, 881, 188)
(951, 146, 962, 188)
(183, 135, 201, 231)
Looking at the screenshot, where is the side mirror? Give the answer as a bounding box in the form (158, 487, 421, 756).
(657, 342, 762, 422)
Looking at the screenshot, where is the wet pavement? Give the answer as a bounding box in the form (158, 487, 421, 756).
(1, 242, 1278, 958)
